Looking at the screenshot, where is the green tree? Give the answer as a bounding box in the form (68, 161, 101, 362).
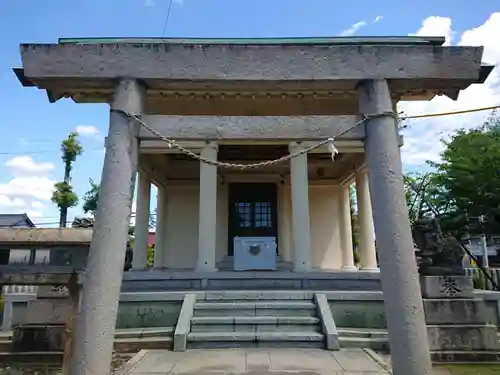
(429, 112, 500, 237)
(403, 172, 451, 222)
(52, 132, 83, 227)
(349, 185, 359, 247)
(82, 179, 156, 228)
(82, 179, 100, 216)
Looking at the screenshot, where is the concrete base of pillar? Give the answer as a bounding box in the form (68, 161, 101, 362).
(195, 267, 218, 273)
(360, 267, 380, 272)
(292, 264, 311, 272)
(341, 265, 358, 270)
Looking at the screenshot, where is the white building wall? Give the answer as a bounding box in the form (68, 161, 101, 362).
(163, 180, 342, 269)
(309, 186, 342, 269)
(164, 185, 199, 269)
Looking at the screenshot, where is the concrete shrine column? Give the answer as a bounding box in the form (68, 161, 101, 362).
(339, 183, 357, 270)
(289, 142, 311, 272)
(71, 79, 145, 375)
(358, 79, 432, 375)
(196, 142, 218, 271)
(355, 169, 378, 271)
(132, 170, 151, 269)
(154, 186, 168, 268)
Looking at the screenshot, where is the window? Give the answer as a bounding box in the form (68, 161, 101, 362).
(234, 201, 272, 229)
(235, 202, 251, 228)
(254, 202, 272, 228)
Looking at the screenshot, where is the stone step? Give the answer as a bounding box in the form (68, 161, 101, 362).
(188, 331, 324, 342)
(193, 301, 317, 317)
(188, 341, 324, 349)
(339, 336, 389, 351)
(194, 308, 317, 317)
(194, 301, 316, 310)
(191, 324, 323, 333)
(203, 291, 312, 300)
(191, 316, 320, 325)
(191, 315, 322, 333)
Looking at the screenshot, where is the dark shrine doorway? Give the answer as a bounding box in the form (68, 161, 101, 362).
(227, 183, 278, 256)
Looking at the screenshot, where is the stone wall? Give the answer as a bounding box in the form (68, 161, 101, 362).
(116, 301, 182, 329)
(329, 301, 386, 329)
(6, 288, 500, 333)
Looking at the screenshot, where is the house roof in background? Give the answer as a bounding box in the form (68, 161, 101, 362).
(0, 213, 36, 228)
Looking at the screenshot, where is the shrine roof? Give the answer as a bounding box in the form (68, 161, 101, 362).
(13, 35, 494, 111)
(57, 36, 446, 46)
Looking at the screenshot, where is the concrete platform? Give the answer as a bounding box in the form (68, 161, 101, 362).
(116, 348, 391, 374)
(121, 270, 382, 292)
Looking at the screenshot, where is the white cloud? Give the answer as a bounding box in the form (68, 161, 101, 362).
(0, 196, 25, 208)
(339, 16, 384, 36)
(400, 13, 500, 167)
(76, 125, 100, 137)
(32, 201, 45, 210)
(0, 176, 56, 202)
(5, 156, 55, 177)
(340, 21, 367, 37)
(0, 156, 56, 220)
(410, 16, 454, 45)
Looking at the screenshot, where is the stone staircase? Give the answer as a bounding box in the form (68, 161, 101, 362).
(186, 294, 326, 349)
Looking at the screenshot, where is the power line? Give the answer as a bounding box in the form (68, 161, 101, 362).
(161, 0, 174, 38)
(1, 104, 498, 157)
(31, 212, 158, 227)
(8, 103, 500, 226)
(402, 104, 500, 120)
(0, 147, 103, 156)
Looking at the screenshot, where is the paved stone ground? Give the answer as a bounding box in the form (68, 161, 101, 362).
(117, 348, 391, 375)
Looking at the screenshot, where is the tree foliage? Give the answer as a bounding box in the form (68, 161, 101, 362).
(82, 179, 100, 216)
(82, 178, 156, 228)
(51, 182, 79, 225)
(61, 132, 83, 171)
(404, 112, 500, 241)
(429, 112, 500, 237)
(52, 132, 83, 227)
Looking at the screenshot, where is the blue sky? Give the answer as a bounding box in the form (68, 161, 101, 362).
(0, 0, 498, 226)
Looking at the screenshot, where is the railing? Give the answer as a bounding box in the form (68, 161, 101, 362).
(465, 267, 500, 291)
(2, 285, 38, 294)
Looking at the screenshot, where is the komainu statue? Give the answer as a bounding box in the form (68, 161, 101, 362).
(412, 218, 465, 276)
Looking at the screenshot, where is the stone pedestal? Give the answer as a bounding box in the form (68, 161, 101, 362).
(421, 275, 500, 362)
(420, 275, 474, 299)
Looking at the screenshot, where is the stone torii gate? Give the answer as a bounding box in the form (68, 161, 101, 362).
(14, 36, 492, 375)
